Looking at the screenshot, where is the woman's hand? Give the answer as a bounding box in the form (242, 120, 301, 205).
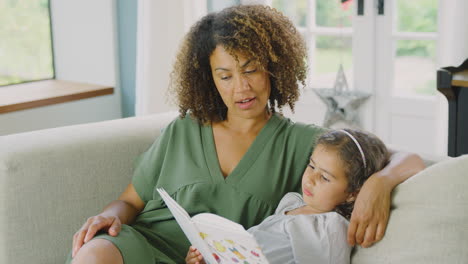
(347, 174, 392, 248)
(186, 246, 206, 264)
(71, 184, 145, 258)
(347, 151, 425, 247)
(72, 214, 121, 258)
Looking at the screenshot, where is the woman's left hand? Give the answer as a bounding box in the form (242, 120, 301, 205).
(347, 174, 392, 248)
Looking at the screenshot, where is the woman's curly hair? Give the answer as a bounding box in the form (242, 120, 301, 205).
(169, 5, 308, 124)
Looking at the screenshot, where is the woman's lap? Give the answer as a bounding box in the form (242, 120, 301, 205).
(65, 224, 177, 264)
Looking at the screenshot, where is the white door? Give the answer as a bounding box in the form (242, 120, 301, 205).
(374, 0, 442, 156)
(269, 0, 444, 156)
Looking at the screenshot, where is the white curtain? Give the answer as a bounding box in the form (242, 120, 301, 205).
(135, 0, 207, 116)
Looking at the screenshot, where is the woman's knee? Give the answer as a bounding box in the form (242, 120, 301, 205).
(71, 239, 123, 264)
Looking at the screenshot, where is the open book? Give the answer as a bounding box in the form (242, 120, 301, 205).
(157, 188, 270, 264)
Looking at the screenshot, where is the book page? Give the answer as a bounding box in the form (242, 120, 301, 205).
(156, 188, 218, 264)
(193, 214, 270, 264)
(192, 213, 245, 232)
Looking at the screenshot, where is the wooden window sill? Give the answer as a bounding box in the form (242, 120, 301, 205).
(0, 80, 114, 114)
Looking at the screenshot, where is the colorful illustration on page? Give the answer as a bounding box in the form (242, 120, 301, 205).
(198, 230, 267, 264)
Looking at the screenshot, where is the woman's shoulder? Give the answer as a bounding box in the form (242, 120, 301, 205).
(147, 113, 205, 150)
(160, 113, 204, 134)
(166, 113, 200, 127)
(274, 113, 327, 139)
(271, 114, 327, 156)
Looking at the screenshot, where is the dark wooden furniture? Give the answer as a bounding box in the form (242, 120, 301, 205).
(437, 64, 468, 157)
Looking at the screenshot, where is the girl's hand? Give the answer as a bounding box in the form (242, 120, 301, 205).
(186, 246, 206, 264)
(72, 214, 121, 258)
(347, 174, 392, 248)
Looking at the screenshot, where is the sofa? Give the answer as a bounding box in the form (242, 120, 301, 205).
(0, 111, 467, 264)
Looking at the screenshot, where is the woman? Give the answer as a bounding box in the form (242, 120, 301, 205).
(68, 5, 425, 264)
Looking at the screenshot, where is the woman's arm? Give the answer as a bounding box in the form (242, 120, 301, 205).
(347, 150, 426, 248)
(375, 150, 427, 189)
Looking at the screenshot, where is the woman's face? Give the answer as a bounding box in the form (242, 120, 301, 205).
(301, 144, 354, 214)
(209, 45, 271, 120)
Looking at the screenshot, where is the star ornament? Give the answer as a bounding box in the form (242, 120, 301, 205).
(313, 65, 371, 128)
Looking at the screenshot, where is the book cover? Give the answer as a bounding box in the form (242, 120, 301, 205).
(157, 188, 270, 264)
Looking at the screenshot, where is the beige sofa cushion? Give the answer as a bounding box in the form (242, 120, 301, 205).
(0, 112, 178, 264)
(352, 155, 468, 264)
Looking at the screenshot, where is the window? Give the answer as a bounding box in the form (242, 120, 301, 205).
(271, 0, 445, 156)
(392, 0, 438, 96)
(272, 0, 355, 89)
(0, 0, 54, 86)
(271, 0, 438, 96)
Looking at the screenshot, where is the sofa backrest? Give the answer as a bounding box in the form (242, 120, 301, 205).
(0, 112, 178, 264)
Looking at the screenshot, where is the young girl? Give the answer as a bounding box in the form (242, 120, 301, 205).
(186, 128, 390, 264)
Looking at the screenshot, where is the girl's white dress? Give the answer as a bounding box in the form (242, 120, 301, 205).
(248, 192, 352, 264)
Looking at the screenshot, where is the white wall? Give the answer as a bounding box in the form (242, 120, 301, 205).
(0, 0, 122, 136)
(438, 0, 468, 68)
(135, 0, 206, 116)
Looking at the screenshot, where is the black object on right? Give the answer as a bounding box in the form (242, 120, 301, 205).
(437, 58, 468, 157)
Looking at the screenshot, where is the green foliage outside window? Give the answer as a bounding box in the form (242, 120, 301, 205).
(396, 0, 438, 57)
(0, 0, 54, 86)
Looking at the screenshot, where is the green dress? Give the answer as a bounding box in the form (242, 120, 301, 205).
(66, 114, 324, 264)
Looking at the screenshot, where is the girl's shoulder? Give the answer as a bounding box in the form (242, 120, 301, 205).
(275, 192, 305, 215)
(287, 212, 349, 238)
(286, 213, 352, 264)
(319, 211, 349, 228)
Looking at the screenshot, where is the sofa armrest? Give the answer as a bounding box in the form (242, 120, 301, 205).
(0, 111, 177, 264)
(419, 153, 452, 167)
(352, 155, 468, 263)
(386, 143, 451, 167)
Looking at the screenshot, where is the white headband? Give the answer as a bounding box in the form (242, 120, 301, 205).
(339, 130, 367, 169)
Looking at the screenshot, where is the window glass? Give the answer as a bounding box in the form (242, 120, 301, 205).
(393, 0, 438, 96)
(397, 0, 437, 32)
(316, 0, 353, 27)
(272, 0, 307, 27)
(312, 35, 353, 88)
(0, 0, 54, 86)
(393, 39, 437, 96)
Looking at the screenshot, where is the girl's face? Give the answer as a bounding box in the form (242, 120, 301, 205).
(209, 45, 271, 120)
(301, 144, 355, 214)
